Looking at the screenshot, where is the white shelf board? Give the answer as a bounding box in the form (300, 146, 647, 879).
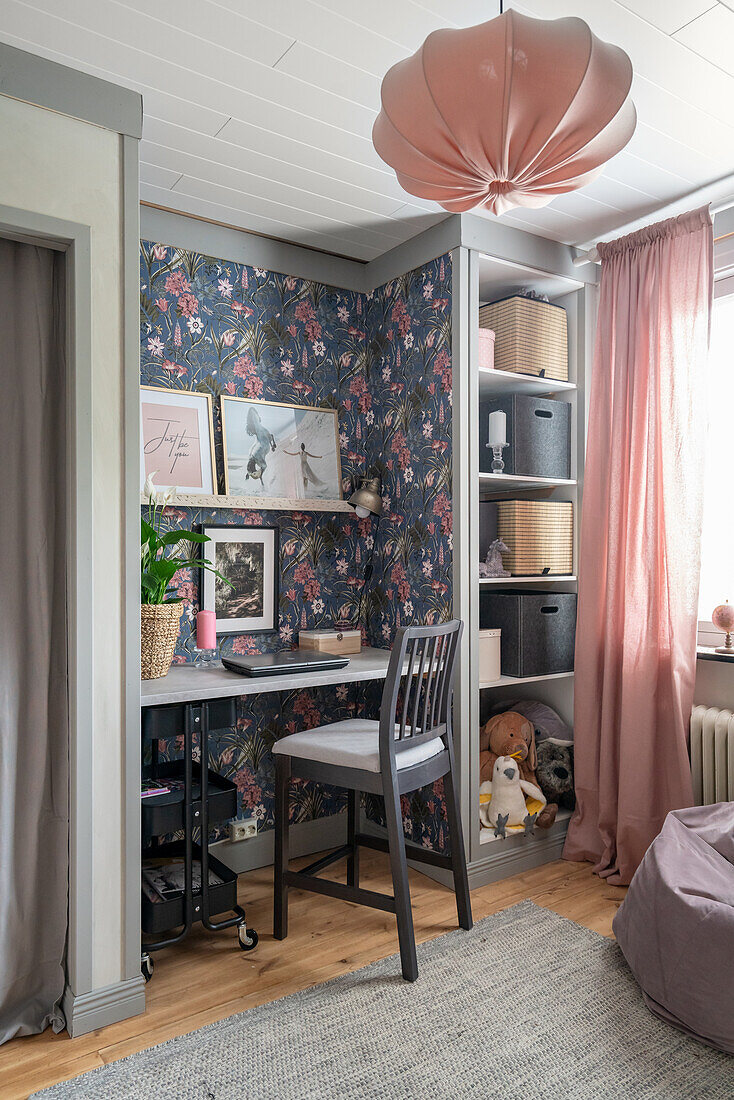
(477, 252, 584, 301)
(140, 492, 352, 512)
(478, 670, 574, 690)
(479, 472, 577, 492)
(478, 367, 576, 399)
(479, 575, 576, 585)
(479, 808, 572, 845)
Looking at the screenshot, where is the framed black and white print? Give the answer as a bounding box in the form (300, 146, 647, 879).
(200, 525, 279, 635)
(220, 395, 342, 501)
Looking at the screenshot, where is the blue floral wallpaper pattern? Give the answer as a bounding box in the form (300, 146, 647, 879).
(362, 257, 453, 842)
(140, 241, 452, 846)
(364, 256, 453, 646)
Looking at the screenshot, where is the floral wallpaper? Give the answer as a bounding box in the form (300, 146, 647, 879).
(364, 254, 452, 645)
(140, 241, 453, 846)
(363, 254, 453, 846)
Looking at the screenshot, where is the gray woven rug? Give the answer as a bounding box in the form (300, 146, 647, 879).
(35, 901, 733, 1099)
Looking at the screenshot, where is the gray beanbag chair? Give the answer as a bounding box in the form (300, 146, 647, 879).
(613, 802, 734, 1054)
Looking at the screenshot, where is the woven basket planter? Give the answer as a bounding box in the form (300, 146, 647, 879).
(141, 602, 183, 680)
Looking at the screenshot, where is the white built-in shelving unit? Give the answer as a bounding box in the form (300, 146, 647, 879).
(449, 241, 597, 889)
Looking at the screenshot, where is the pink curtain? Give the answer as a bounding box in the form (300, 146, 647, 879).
(564, 206, 713, 885)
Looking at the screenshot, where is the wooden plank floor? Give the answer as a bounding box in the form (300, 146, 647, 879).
(0, 853, 626, 1099)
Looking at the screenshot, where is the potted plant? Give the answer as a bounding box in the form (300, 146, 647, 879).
(140, 474, 228, 680)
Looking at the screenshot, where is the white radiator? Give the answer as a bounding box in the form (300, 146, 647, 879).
(690, 705, 734, 804)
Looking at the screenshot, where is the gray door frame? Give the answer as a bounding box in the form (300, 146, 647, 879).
(0, 186, 142, 1024)
(0, 204, 95, 999)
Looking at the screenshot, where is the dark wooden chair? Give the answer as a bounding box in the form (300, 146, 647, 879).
(272, 619, 471, 981)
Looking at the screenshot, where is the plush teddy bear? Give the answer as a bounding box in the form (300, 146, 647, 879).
(479, 710, 557, 827)
(536, 740, 575, 811)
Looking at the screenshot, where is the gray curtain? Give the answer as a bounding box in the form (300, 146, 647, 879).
(0, 237, 68, 1043)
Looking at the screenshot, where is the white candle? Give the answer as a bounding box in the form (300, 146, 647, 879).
(488, 409, 507, 447)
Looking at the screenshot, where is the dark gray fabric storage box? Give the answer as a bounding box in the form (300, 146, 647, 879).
(481, 394, 571, 478)
(480, 590, 577, 677)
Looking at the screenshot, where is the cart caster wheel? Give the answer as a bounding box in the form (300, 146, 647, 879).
(141, 952, 154, 982)
(237, 925, 258, 951)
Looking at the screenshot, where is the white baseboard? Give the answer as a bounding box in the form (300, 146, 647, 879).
(62, 974, 146, 1038)
(212, 812, 347, 875)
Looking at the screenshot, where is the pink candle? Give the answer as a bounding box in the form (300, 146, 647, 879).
(196, 609, 216, 650)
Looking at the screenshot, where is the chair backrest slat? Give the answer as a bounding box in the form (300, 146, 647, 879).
(429, 634, 446, 732)
(435, 633, 454, 730)
(419, 635, 438, 738)
(399, 636, 419, 737)
(408, 637, 429, 739)
(379, 620, 463, 771)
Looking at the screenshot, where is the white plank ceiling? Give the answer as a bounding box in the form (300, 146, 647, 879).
(2, 0, 734, 260)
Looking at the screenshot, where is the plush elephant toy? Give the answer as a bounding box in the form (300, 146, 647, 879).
(479, 710, 558, 828)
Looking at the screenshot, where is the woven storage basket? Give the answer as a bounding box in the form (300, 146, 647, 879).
(479, 296, 568, 381)
(141, 602, 183, 680)
(497, 500, 573, 575)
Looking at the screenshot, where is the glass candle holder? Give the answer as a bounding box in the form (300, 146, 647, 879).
(486, 440, 509, 473)
(193, 646, 219, 668)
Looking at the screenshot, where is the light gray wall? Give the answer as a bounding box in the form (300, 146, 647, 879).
(0, 42, 143, 1033)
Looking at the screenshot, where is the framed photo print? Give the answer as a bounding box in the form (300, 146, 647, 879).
(200, 525, 279, 635)
(140, 386, 217, 495)
(220, 396, 342, 501)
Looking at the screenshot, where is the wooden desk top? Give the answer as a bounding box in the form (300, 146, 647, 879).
(141, 646, 393, 707)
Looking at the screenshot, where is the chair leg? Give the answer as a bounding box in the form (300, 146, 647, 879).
(383, 783, 418, 981)
(443, 763, 473, 931)
(274, 754, 290, 940)
(347, 788, 359, 888)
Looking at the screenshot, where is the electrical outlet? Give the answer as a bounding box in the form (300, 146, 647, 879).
(229, 817, 258, 843)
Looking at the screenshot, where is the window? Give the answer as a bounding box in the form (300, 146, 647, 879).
(698, 289, 734, 642)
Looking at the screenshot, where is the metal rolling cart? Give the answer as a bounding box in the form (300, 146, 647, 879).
(140, 695, 258, 982)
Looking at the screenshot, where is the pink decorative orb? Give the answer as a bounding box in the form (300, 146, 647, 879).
(712, 602, 734, 633)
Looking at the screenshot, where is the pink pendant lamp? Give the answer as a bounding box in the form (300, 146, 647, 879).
(372, 9, 636, 216)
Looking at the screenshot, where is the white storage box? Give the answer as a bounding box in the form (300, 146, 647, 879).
(479, 628, 501, 684)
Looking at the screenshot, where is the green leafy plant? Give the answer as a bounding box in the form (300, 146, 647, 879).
(141, 473, 231, 605)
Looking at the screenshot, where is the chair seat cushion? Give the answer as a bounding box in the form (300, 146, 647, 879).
(272, 719, 444, 773)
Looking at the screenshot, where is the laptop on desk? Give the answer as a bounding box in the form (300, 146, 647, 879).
(222, 651, 350, 677)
